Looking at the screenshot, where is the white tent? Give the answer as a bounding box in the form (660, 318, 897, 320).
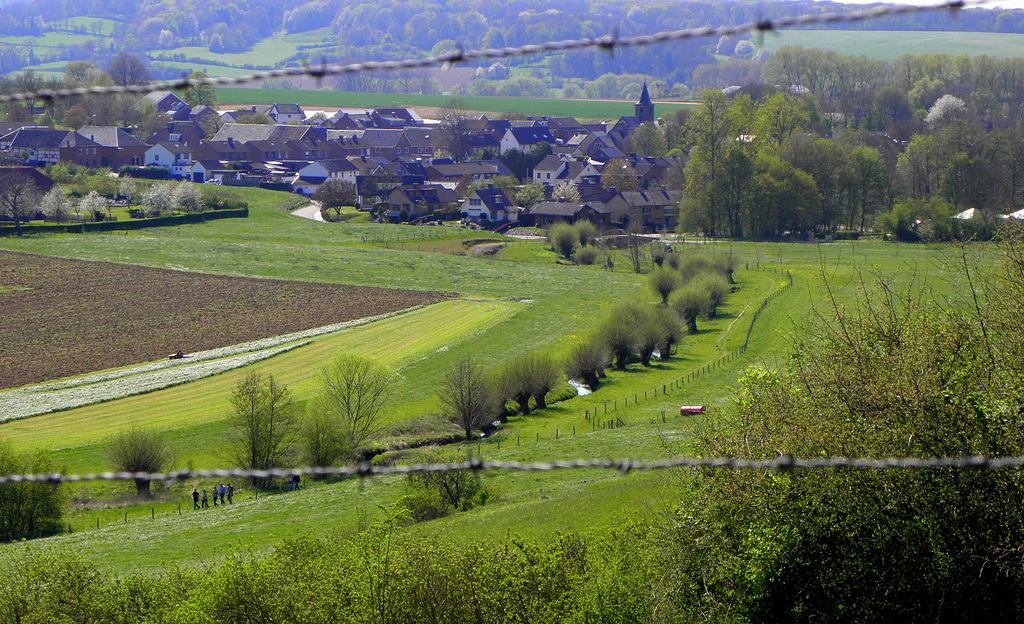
(953, 207, 983, 221)
(1001, 208, 1024, 220)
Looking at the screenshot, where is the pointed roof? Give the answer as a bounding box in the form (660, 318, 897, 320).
(638, 81, 652, 106)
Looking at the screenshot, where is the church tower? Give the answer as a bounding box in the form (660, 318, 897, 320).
(635, 81, 654, 125)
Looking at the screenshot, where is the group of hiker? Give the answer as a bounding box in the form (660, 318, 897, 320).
(191, 483, 233, 509)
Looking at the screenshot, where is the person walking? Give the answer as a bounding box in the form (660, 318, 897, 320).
(227, 483, 234, 504)
(192, 487, 200, 510)
(201, 489, 209, 508)
(219, 483, 226, 504)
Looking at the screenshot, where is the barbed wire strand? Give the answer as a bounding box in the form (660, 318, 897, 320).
(2, 0, 989, 105)
(1, 454, 1022, 485)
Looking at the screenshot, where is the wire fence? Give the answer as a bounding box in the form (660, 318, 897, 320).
(0, 0, 992, 105)
(3, 453, 1024, 489)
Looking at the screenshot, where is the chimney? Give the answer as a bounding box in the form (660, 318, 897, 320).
(228, 137, 234, 148)
(487, 183, 493, 189)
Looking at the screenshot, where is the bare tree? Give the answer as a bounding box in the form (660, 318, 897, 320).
(228, 372, 298, 487)
(307, 353, 393, 460)
(104, 426, 175, 499)
(107, 52, 152, 87)
(438, 98, 471, 163)
(0, 167, 45, 236)
(440, 356, 497, 441)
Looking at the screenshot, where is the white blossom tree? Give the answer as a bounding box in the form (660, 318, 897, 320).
(77, 191, 106, 222)
(40, 187, 69, 223)
(173, 180, 204, 213)
(925, 94, 968, 128)
(140, 182, 175, 216)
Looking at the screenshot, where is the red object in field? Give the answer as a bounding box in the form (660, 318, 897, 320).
(680, 405, 706, 415)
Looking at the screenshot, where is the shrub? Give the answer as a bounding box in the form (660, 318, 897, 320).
(573, 245, 599, 265)
(0, 442, 66, 540)
(400, 450, 491, 522)
(692, 272, 730, 318)
(574, 219, 598, 246)
(547, 222, 579, 259)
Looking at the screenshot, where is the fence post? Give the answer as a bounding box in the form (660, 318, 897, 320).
(556, 429, 559, 439)
(152, 508, 155, 520)
(97, 518, 99, 529)
(536, 433, 539, 442)
(178, 503, 181, 515)
(124, 512, 127, 524)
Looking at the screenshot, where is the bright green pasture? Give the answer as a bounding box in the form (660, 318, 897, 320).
(760, 29, 1024, 60)
(63, 17, 121, 36)
(151, 30, 309, 68)
(218, 88, 693, 119)
(0, 185, 997, 572)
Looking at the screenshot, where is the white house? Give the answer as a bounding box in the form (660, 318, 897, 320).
(499, 127, 555, 154)
(145, 142, 194, 178)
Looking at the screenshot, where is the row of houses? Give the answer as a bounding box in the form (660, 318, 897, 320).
(0, 83, 682, 230)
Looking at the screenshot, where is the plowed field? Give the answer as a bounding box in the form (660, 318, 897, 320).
(0, 251, 452, 389)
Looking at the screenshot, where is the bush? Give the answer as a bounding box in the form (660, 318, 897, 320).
(118, 165, 170, 180)
(400, 450, 491, 522)
(692, 272, 730, 318)
(0, 442, 66, 540)
(574, 219, 598, 246)
(573, 245, 599, 265)
(547, 222, 580, 260)
(202, 188, 249, 211)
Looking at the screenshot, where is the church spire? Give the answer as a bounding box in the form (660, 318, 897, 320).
(635, 81, 654, 124)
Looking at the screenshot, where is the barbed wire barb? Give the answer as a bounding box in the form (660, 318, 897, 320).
(0, 0, 993, 105)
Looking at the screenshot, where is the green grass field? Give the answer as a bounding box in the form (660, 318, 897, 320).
(760, 29, 1024, 60)
(218, 88, 693, 118)
(0, 184, 993, 572)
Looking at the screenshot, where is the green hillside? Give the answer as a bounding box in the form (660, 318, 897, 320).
(761, 29, 1024, 60)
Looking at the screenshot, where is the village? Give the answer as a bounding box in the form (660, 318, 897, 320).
(0, 84, 683, 231)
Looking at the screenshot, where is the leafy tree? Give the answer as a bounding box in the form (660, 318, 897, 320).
(313, 179, 359, 216)
(172, 181, 203, 213)
(182, 71, 218, 107)
(547, 222, 579, 259)
(631, 123, 668, 157)
(597, 301, 644, 369)
(675, 255, 1024, 620)
(401, 450, 489, 522)
(439, 356, 497, 441)
(0, 442, 65, 541)
(306, 353, 393, 460)
(61, 105, 88, 130)
(498, 352, 561, 414)
(513, 183, 545, 207)
(228, 371, 298, 487)
(104, 426, 175, 499)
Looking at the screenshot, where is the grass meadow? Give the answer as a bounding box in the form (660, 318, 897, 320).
(758, 29, 1024, 60)
(218, 88, 693, 119)
(0, 185, 993, 573)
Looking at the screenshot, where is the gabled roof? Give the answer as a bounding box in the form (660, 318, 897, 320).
(402, 127, 441, 148)
(620, 189, 683, 208)
(211, 123, 312, 144)
(359, 129, 404, 148)
(1, 127, 79, 149)
(534, 154, 567, 172)
(191, 159, 223, 171)
(507, 127, 555, 145)
(274, 103, 305, 115)
(392, 184, 460, 204)
(469, 186, 513, 211)
(150, 141, 192, 155)
(78, 126, 147, 148)
(317, 158, 358, 173)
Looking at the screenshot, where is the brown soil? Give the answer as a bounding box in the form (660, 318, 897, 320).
(0, 251, 452, 389)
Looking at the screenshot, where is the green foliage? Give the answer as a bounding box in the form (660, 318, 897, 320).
(439, 356, 497, 441)
(104, 426, 175, 499)
(497, 351, 562, 414)
(691, 272, 731, 318)
(668, 249, 1024, 621)
(0, 442, 65, 541)
(400, 450, 491, 522)
(573, 220, 598, 246)
(572, 245, 599, 265)
(547, 222, 579, 259)
(647, 266, 680, 304)
(228, 371, 298, 487)
(307, 353, 394, 460)
(563, 340, 610, 388)
(670, 284, 712, 334)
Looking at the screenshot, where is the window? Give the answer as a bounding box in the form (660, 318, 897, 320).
(642, 206, 652, 215)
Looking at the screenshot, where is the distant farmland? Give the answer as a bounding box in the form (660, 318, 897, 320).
(760, 29, 1024, 60)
